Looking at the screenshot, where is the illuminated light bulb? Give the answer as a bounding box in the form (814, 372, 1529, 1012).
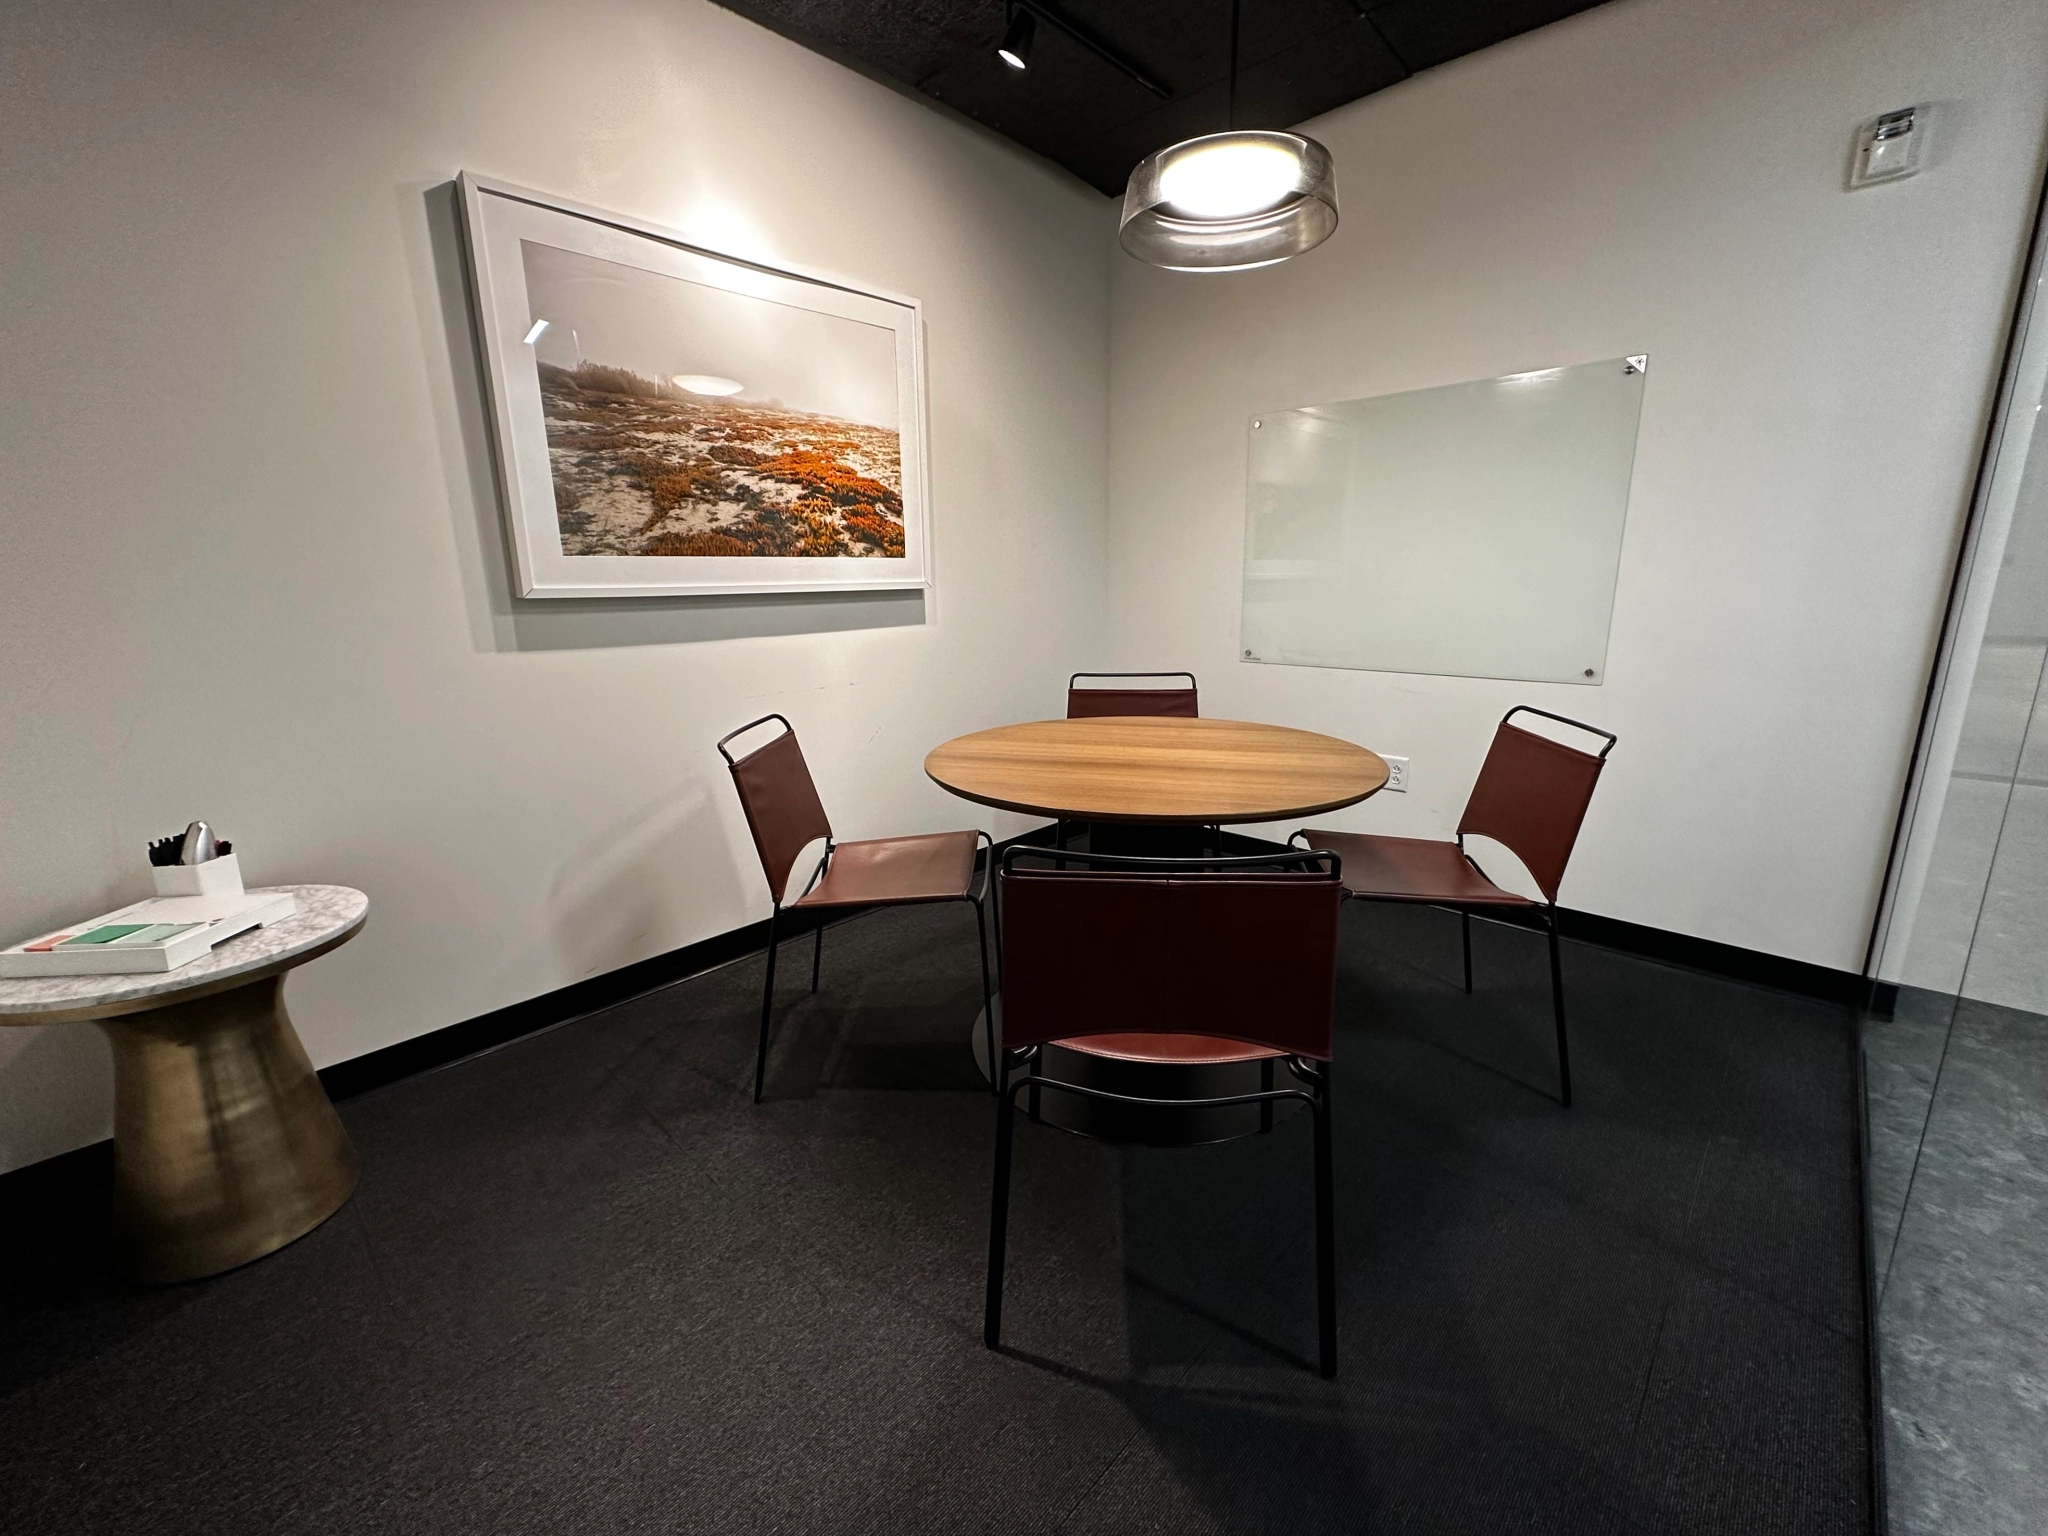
(1157, 140, 1303, 219)
(996, 8, 1034, 70)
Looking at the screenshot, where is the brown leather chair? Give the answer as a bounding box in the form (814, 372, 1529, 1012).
(984, 846, 1345, 1378)
(1062, 673, 1202, 851)
(1065, 670, 1199, 719)
(717, 715, 996, 1102)
(1295, 706, 1615, 1108)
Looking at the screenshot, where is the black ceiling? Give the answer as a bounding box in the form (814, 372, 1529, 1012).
(713, 0, 1611, 196)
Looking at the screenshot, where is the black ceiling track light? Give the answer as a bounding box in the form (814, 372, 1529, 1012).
(995, 5, 1034, 71)
(992, 2, 1169, 97)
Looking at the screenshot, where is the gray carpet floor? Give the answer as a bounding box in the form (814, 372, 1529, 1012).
(0, 898, 1871, 1534)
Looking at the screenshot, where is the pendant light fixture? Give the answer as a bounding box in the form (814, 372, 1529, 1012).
(1119, 0, 1338, 271)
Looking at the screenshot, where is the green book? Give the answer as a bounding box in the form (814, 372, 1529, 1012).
(107, 923, 202, 946)
(60, 925, 152, 946)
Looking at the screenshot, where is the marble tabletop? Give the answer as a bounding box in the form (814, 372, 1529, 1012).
(0, 886, 368, 1022)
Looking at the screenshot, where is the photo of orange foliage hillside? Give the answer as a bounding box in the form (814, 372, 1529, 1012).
(540, 362, 904, 559)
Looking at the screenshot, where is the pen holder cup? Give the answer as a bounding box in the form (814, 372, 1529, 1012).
(152, 853, 244, 899)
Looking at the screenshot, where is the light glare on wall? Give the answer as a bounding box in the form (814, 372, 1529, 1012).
(672, 374, 744, 396)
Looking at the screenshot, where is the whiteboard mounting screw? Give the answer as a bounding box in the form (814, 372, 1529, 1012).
(1584, 669, 1595, 678)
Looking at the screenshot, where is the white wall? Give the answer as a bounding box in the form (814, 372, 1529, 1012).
(1105, 0, 2048, 970)
(0, 0, 1113, 1171)
(8, 0, 2047, 1176)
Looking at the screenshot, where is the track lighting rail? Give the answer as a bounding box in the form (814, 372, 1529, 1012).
(1002, 0, 1171, 98)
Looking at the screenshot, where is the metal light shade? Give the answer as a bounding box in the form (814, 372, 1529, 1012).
(996, 7, 1034, 70)
(1120, 130, 1338, 271)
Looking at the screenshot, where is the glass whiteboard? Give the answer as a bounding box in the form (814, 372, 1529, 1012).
(1240, 357, 1646, 684)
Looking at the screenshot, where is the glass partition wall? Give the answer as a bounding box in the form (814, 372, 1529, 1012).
(1864, 180, 2048, 1535)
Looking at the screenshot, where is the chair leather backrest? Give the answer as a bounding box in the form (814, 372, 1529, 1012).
(1456, 722, 1607, 903)
(999, 868, 1341, 1059)
(726, 728, 832, 902)
(1066, 687, 1199, 719)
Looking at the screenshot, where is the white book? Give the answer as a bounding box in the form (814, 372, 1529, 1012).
(0, 890, 298, 978)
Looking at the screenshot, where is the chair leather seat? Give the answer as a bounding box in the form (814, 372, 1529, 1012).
(793, 830, 980, 909)
(1058, 1031, 1284, 1065)
(1299, 830, 1533, 906)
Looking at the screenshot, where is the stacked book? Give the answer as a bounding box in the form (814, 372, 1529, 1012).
(1, 888, 297, 978)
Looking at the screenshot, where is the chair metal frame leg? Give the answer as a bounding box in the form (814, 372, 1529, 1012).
(971, 830, 1000, 1094)
(755, 844, 834, 1102)
(976, 830, 1000, 979)
(762, 830, 997, 1103)
(984, 1059, 1336, 1377)
(987, 838, 1003, 982)
(1545, 904, 1571, 1108)
(1306, 1063, 1337, 1380)
(984, 1057, 1020, 1347)
(754, 906, 781, 1104)
(1460, 909, 1473, 993)
(972, 895, 997, 1096)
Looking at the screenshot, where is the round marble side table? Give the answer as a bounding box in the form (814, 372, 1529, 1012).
(0, 886, 368, 1283)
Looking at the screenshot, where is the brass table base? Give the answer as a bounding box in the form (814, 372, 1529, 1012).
(99, 974, 356, 1284)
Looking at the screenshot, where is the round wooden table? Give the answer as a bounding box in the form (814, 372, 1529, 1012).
(924, 716, 1388, 824)
(927, 718, 1384, 1143)
(0, 886, 366, 1283)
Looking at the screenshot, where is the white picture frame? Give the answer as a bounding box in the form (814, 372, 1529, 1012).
(456, 173, 932, 599)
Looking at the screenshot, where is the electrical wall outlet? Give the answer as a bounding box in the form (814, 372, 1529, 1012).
(1382, 755, 1408, 792)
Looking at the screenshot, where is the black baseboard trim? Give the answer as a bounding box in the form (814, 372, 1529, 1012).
(316, 912, 784, 1102)
(0, 820, 1892, 1186)
(316, 823, 1065, 1104)
(323, 824, 1887, 1100)
(0, 1134, 112, 1203)
(1220, 829, 1888, 1010)
(1444, 898, 1892, 1011)
(1550, 909, 1893, 1012)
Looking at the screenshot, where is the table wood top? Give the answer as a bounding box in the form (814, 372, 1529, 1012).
(925, 717, 1388, 824)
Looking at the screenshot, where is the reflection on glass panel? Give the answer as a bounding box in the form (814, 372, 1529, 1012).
(1901, 399, 2048, 1004)
(1245, 411, 1348, 572)
(1865, 191, 2048, 1536)
(1240, 358, 1647, 685)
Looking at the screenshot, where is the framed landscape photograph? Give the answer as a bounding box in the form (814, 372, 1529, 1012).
(456, 173, 930, 598)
